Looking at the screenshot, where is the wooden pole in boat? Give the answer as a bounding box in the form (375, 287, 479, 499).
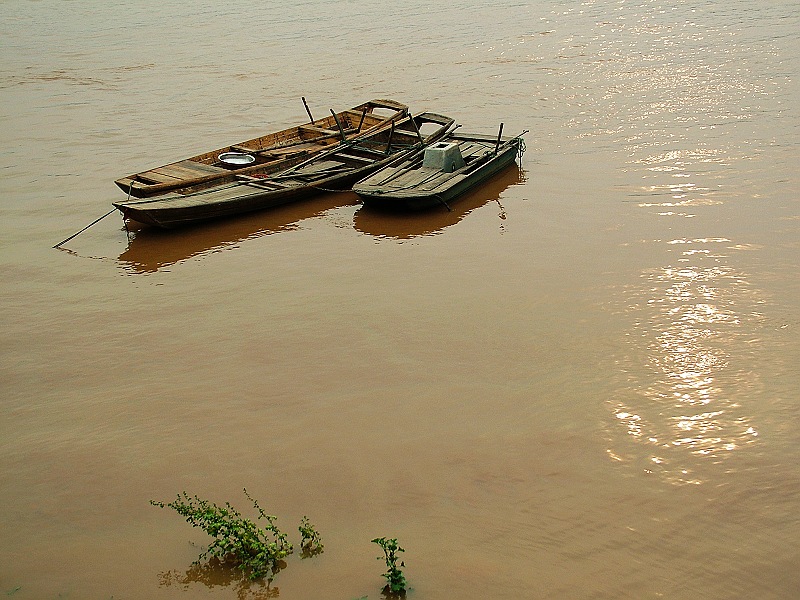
(302, 97, 315, 124)
(386, 121, 395, 154)
(494, 122, 504, 154)
(356, 108, 367, 132)
(409, 113, 424, 144)
(53, 208, 117, 249)
(330, 109, 347, 142)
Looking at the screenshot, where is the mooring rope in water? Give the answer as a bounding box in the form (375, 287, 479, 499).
(52, 208, 118, 249)
(516, 134, 528, 160)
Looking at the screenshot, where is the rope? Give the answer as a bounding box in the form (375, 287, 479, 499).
(434, 194, 452, 212)
(53, 208, 118, 249)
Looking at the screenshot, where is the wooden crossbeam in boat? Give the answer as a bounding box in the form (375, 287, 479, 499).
(299, 125, 338, 136)
(235, 175, 290, 189)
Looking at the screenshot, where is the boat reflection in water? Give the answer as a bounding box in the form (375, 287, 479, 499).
(117, 191, 358, 274)
(119, 165, 525, 273)
(352, 164, 524, 240)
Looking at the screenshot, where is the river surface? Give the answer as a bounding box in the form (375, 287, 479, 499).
(1, 1, 799, 598)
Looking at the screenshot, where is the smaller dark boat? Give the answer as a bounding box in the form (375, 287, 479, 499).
(114, 98, 408, 198)
(113, 112, 455, 228)
(353, 126, 527, 211)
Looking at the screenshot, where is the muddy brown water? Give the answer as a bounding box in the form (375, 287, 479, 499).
(1, 1, 799, 598)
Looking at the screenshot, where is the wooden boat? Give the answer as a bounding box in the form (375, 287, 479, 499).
(113, 112, 455, 228)
(353, 164, 523, 239)
(353, 127, 527, 211)
(114, 99, 408, 198)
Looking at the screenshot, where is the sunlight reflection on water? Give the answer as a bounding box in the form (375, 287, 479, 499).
(608, 243, 767, 484)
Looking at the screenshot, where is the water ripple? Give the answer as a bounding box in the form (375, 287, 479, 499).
(606, 242, 770, 484)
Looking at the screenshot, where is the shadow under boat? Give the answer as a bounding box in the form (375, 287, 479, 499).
(117, 190, 358, 274)
(352, 164, 524, 240)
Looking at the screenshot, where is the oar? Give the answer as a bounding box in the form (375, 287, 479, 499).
(330, 109, 348, 142)
(302, 97, 315, 124)
(385, 121, 395, 155)
(494, 123, 504, 154)
(268, 113, 419, 179)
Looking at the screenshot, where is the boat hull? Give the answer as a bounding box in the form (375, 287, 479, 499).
(354, 133, 524, 211)
(116, 165, 372, 228)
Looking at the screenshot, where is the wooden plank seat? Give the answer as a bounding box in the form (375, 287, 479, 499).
(135, 172, 180, 184)
(235, 175, 290, 189)
(150, 162, 226, 181)
(133, 159, 228, 185)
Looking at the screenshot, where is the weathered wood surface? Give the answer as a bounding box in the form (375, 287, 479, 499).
(114, 99, 408, 198)
(113, 112, 455, 228)
(353, 131, 525, 210)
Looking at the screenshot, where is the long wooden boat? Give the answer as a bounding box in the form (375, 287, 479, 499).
(113, 112, 455, 228)
(114, 99, 408, 199)
(353, 127, 527, 211)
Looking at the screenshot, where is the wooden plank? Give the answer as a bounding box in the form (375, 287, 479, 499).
(152, 164, 211, 180)
(456, 143, 490, 162)
(176, 160, 227, 174)
(230, 145, 258, 153)
(291, 160, 347, 175)
(344, 110, 372, 121)
(264, 145, 323, 156)
(334, 152, 373, 165)
(235, 175, 289, 189)
(418, 171, 456, 191)
(299, 125, 338, 135)
(136, 171, 181, 184)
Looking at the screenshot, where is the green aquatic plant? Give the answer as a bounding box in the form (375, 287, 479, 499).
(298, 515, 324, 557)
(371, 536, 407, 596)
(151, 489, 292, 580)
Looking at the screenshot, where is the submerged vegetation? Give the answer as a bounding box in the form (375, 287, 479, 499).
(151, 489, 296, 580)
(372, 537, 407, 596)
(298, 515, 324, 557)
(153, 490, 406, 596)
